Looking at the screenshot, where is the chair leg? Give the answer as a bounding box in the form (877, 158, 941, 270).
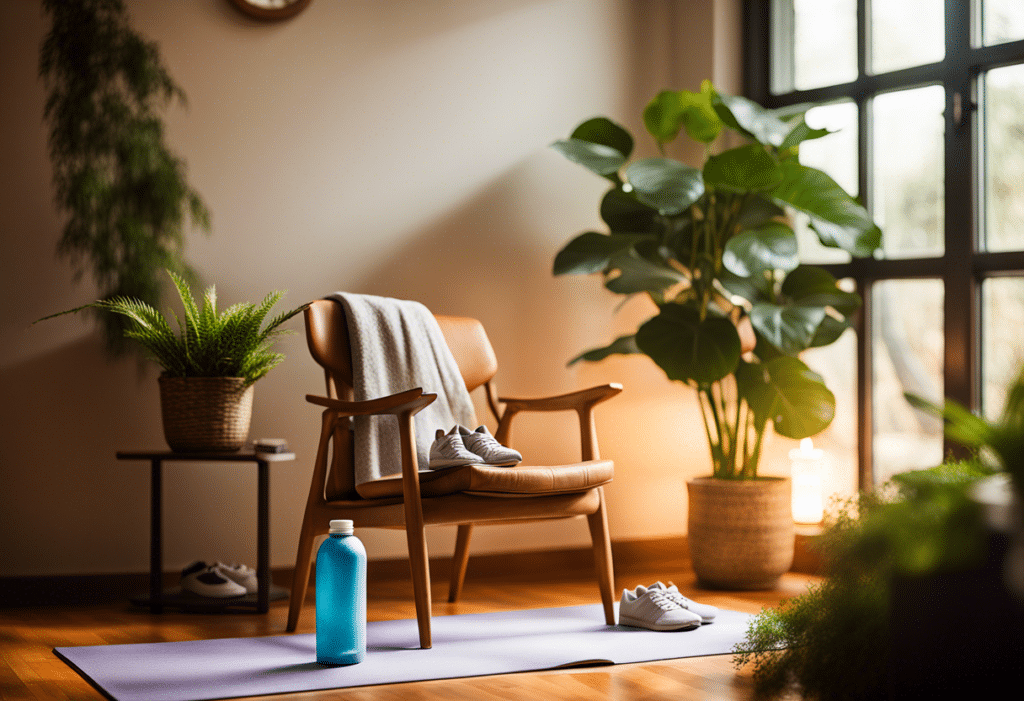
(448, 524, 473, 603)
(286, 516, 318, 632)
(405, 521, 433, 648)
(587, 488, 617, 625)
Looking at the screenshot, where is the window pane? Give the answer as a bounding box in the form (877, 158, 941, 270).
(983, 0, 1024, 46)
(795, 101, 858, 264)
(983, 278, 1024, 419)
(802, 323, 859, 502)
(872, 279, 944, 484)
(984, 64, 1024, 252)
(772, 0, 857, 92)
(870, 0, 945, 74)
(872, 86, 945, 258)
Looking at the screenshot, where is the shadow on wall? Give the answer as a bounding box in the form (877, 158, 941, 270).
(0, 334, 160, 576)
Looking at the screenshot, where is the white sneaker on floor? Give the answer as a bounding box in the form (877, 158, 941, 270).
(428, 427, 482, 469)
(180, 561, 246, 598)
(214, 562, 258, 594)
(649, 582, 719, 623)
(618, 585, 702, 631)
(458, 425, 522, 466)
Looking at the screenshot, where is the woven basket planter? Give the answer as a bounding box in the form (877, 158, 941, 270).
(687, 476, 794, 590)
(158, 376, 254, 452)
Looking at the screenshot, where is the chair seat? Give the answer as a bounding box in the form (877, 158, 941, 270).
(356, 460, 614, 499)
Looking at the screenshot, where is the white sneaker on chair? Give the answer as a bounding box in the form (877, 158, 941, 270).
(458, 425, 522, 466)
(428, 427, 482, 469)
(618, 585, 702, 631)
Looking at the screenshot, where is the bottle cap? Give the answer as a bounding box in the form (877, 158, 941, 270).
(329, 519, 354, 535)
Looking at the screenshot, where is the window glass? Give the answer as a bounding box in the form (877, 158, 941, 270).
(982, 278, 1024, 419)
(984, 64, 1024, 252)
(870, 0, 945, 74)
(801, 323, 859, 501)
(983, 0, 1024, 46)
(773, 0, 857, 92)
(872, 279, 944, 484)
(872, 86, 946, 258)
(795, 101, 858, 264)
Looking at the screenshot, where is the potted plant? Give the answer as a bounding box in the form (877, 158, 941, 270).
(40, 270, 305, 452)
(551, 81, 882, 588)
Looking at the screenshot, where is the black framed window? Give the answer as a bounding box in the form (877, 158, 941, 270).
(745, 0, 1024, 488)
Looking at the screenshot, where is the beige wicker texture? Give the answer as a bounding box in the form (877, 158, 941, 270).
(158, 376, 254, 452)
(686, 476, 794, 590)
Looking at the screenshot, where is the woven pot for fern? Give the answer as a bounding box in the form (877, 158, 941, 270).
(686, 476, 794, 590)
(158, 376, 254, 452)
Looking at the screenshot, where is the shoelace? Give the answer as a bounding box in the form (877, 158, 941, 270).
(663, 589, 692, 608)
(648, 590, 677, 611)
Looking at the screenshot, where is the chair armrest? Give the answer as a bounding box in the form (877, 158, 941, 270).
(499, 383, 623, 413)
(495, 384, 622, 461)
(306, 388, 437, 417)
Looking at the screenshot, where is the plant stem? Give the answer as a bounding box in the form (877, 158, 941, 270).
(745, 418, 766, 479)
(698, 385, 724, 477)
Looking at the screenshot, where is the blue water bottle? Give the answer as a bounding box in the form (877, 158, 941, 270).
(316, 519, 366, 665)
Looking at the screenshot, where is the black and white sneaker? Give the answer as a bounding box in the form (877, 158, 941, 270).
(180, 561, 246, 598)
(214, 562, 258, 594)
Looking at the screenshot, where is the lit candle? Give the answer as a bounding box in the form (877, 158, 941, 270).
(790, 437, 825, 525)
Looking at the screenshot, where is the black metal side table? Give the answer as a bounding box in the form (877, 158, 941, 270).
(117, 448, 295, 613)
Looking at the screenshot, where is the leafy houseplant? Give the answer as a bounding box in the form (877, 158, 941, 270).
(735, 367, 1024, 698)
(41, 270, 306, 451)
(733, 460, 993, 700)
(39, 0, 210, 352)
(552, 81, 882, 480)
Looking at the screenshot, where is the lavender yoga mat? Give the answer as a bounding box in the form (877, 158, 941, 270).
(54, 604, 754, 701)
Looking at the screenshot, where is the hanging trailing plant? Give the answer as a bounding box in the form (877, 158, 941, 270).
(39, 0, 210, 352)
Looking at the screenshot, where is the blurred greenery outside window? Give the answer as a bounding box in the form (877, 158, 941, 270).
(748, 0, 1024, 490)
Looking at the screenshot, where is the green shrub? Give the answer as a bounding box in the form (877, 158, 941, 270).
(733, 460, 992, 700)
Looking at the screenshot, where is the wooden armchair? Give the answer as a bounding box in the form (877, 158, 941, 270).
(286, 298, 622, 648)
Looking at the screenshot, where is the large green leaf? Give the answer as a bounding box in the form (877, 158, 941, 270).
(635, 304, 741, 385)
(626, 158, 705, 215)
(570, 117, 634, 160)
(770, 160, 881, 257)
(736, 194, 786, 228)
(703, 144, 783, 193)
(713, 92, 795, 147)
(604, 249, 684, 295)
(568, 334, 641, 365)
(600, 187, 661, 234)
(738, 356, 835, 439)
(749, 301, 827, 354)
(553, 231, 653, 276)
(778, 115, 832, 153)
(781, 265, 861, 315)
(723, 222, 799, 277)
(719, 268, 772, 303)
(809, 314, 853, 347)
(550, 138, 626, 179)
(643, 87, 722, 145)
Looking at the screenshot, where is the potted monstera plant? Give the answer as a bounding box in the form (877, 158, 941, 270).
(41, 270, 305, 452)
(552, 81, 882, 588)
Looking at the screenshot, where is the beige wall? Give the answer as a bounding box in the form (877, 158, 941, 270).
(0, 0, 757, 577)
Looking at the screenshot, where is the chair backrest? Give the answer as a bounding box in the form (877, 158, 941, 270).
(303, 298, 500, 499)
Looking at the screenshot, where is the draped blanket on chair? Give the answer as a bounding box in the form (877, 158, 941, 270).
(327, 293, 476, 488)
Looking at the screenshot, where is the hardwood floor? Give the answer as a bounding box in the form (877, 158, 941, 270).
(1, 550, 815, 700)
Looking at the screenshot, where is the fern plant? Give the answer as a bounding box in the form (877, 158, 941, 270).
(42, 270, 306, 386)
